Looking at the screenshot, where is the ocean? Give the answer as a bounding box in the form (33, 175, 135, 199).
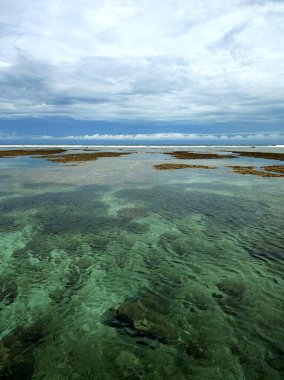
(0, 146, 283, 379)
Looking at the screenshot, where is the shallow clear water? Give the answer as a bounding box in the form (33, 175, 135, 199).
(0, 147, 283, 380)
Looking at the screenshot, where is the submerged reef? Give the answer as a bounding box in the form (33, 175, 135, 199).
(231, 151, 284, 161)
(104, 296, 176, 345)
(0, 149, 66, 158)
(0, 280, 17, 306)
(44, 151, 133, 163)
(0, 321, 45, 379)
(1, 148, 284, 379)
(104, 292, 210, 361)
(164, 151, 235, 159)
(228, 166, 284, 177)
(154, 164, 216, 170)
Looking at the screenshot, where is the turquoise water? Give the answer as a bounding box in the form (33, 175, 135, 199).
(0, 147, 283, 380)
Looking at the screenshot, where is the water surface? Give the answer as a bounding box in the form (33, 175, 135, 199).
(0, 147, 283, 380)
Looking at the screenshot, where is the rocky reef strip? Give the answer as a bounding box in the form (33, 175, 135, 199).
(262, 165, 284, 174)
(164, 151, 236, 159)
(0, 149, 66, 158)
(44, 151, 133, 163)
(154, 163, 216, 170)
(227, 166, 284, 177)
(231, 151, 284, 161)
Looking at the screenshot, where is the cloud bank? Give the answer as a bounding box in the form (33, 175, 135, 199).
(1, 131, 282, 142)
(0, 0, 284, 125)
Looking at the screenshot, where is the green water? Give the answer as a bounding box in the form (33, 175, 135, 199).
(0, 148, 283, 380)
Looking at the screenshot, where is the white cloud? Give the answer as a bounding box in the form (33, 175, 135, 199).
(1, 130, 282, 141)
(0, 0, 284, 123)
(32, 131, 282, 141)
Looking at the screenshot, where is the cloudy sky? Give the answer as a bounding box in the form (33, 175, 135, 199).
(0, 0, 283, 144)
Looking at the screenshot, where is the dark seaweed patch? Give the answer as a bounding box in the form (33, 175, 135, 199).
(0, 280, 17, 306)
(0, 217, 21, 232)
(0, 322, 45, 380)
(0, 185, 109, 214)
(216, 280, 246, 315)
(115, 185, 267, 227)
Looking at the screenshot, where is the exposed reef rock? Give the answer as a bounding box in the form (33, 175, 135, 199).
(228, 166, 284, 177)
(0, 149, 134, 164)
(231, 151, 284, 161)
(44, 151, 133, 163)
(0, 149, 66, 158)
(164, 151, 235, 159)
(262, 165, 284, 174)
(154, 163, 216, 170)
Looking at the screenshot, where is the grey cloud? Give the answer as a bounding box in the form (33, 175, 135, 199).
(0, 22, 28, 37)
(0, 0, 283, 124)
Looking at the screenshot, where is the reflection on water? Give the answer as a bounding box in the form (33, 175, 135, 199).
(0, 147, 283, 379)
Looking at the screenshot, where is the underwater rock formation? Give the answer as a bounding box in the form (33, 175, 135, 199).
(0, 280, 17, 306)
(104, 292, 213, 363)
(0, 322, 45, 379)
(117, 207, 148, 220)
(0, 217, 21, 232)
(114, 350, 144, 379)
(104, 296, 177, 344)
(216, 279, 246, 315)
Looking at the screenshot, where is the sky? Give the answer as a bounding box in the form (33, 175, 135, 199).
(0, 0, 283, 144)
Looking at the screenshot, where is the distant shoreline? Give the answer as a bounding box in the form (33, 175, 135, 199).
(0, 145, 284, 148)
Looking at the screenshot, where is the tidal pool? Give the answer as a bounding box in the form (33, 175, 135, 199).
(0, 147, 283, 380)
